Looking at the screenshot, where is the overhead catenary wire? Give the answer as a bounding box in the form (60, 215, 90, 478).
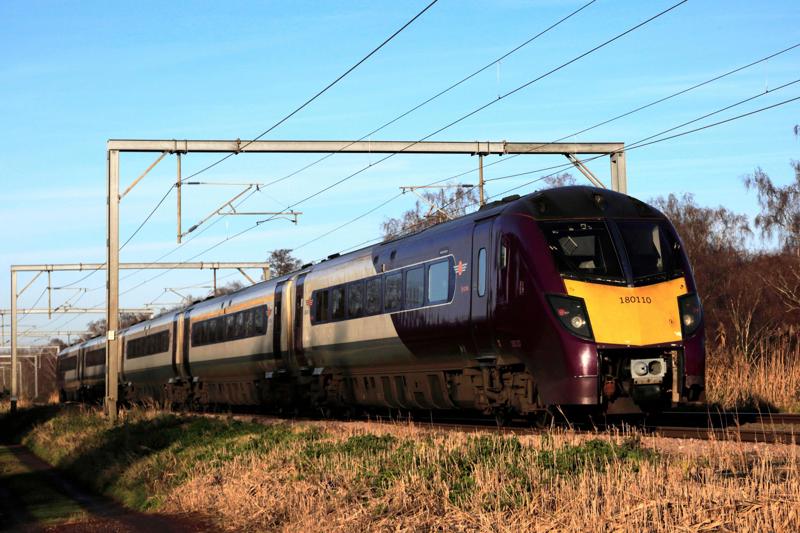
(179, 0, 598, 248)
(484, 78, 800, 184)
(324, 87, 800, 261)
(115, 0, 688, 297)
(432, 41, 800, 185)
(81, 3, 439, 297)
(257, 0, 600, 191)
(73, 36, 800, 295)
(181, 0, 440, 183)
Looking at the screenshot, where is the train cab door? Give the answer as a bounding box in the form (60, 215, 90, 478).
(292, 273, 309, 370)
(471, 218, 494, 356)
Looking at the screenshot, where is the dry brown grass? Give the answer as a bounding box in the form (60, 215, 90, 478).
(163, 419, 800, 532)
(707, 337, 800, 412)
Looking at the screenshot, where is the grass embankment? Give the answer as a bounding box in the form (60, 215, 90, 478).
(2, 405, 798, 532)
(707, 338, 800, 412)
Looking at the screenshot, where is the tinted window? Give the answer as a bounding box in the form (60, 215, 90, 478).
(427, 261, 450, 304)
(61, 356, 77, 372)
(314, 290, 329, 322)
(384, 272, 403, 312)
(235, 312, 245, 338)
(405, 267, 424, 309)
(244, 310, 254, 337)
(127, 331, 169, 358)
(616, 220, 680, 281)
(365, 278, 382, 315)
(347, 281, 364, 318)
(223, 315, 233, 339)
(331, 286, 345, 320)
(477, 248, 487, 297)
(540, 221, 623, 280)
(254, 306, 266, 334)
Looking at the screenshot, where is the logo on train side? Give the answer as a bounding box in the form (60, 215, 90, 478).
(454, 260, 468, 276)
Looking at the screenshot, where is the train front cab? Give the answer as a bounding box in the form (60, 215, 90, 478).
(506, 189, 705, 414)
(551, 218, 704, 412)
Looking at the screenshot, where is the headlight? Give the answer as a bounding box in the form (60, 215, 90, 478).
(648, 360, 662, 375)
(677, 293, 702, 338)
(547, 294, 593, 340)
(632, 361, 648, 376)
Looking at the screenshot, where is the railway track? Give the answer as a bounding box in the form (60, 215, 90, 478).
(196, 408, 800, 445)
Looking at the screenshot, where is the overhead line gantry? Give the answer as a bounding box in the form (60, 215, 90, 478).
(103, 138, 627, 421)
(9, 261, 270, 412)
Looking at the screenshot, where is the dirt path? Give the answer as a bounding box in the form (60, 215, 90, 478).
(0, 444, 213, 532)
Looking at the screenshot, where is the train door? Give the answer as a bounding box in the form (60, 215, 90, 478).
(293, 273, 309, 369)
(181, 309, 192, 378)
(173, 311, 186, 379)
(471, 218, 494, 355)
(77, 348, 84, 390)
(273, 281, 286, 359)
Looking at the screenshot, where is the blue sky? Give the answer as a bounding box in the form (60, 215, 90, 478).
(1, 0, 799, 343)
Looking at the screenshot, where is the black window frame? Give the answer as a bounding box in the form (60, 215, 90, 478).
(347, 280, 365, 319)
(254, 306, 266, 334)
(364, 276, 382, 316)
(404, 266, 425, 310)
(60, 356, 77, 372)
(127, 330, 170, 359)
(313, 289, 330, 323)
(426, 259, 452, 305)
(330, 285, 346, 320)
(383, 271, 403, 313)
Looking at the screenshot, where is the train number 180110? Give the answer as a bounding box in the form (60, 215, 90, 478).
(619, 296, 652, 304)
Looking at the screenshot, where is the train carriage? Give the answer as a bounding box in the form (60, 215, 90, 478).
(58, 186, 705, 419)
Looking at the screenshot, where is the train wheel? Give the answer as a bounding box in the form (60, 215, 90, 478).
(528, 409, 555, 429)
(494, 408, 512, 427)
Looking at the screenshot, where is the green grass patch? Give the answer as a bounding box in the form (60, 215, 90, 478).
(0, 406, 661, 518)
(0, 445, 86, 525)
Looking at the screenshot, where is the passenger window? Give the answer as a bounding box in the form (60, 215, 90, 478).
(365, 277, 382, 315)
(225, 315, 235, 340)
(405, 267, 424, 309)
(478, 248, 487, 297)
(331, 286, 345, 320)
(254, 306, 265, 334)
(348, 281, 364, 318)
(244, 311, 254, 337)
(235, 312, 245, 338)
(427, 260, 450, 304)
(314, 290, 330, 323)
(384, 272, 403, 312)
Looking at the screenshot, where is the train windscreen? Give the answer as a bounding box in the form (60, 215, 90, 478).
(615, 220, 682, 282)
(541, 219, 683, 284)
(540, 221, 623, 282)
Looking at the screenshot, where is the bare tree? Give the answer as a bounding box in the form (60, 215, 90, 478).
(214, 280, 244, 297)
(79, 311, 152, 341)
(542, 172, 576, 188)
(382, 184, 478, 240)
(267, 249, 303, 277)
(743, 166, 800, 253)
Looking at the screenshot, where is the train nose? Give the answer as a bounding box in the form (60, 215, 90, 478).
(562, 278, 687, 346)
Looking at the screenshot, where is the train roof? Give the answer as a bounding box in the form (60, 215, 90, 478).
(520, 186, 664, 220)
(314, 186, 665, 267)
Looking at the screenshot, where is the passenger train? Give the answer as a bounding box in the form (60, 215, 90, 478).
(57, 186, 705, 419)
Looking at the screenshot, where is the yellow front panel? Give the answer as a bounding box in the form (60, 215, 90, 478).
(563, 277, 687, 346)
